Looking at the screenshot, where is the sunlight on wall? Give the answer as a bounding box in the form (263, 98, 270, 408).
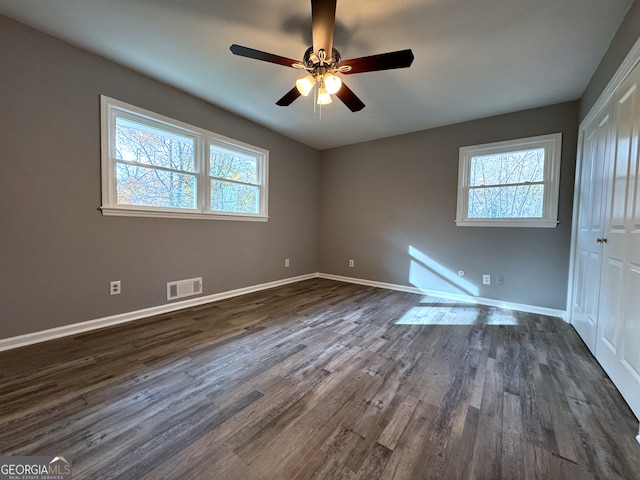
(408, 245, 479, 296)
(399, 246, 518, 326)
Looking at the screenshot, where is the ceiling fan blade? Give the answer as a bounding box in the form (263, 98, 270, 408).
(230, 44, 300, 68)
(311, 0, 336, 60)
(276, 87, 302, 106)
(335, 82, 365, 112)
(341, 49, 415, 74)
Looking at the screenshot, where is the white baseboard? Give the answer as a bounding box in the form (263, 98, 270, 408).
(317, 273, 566, 319)
(0, 271, 566, 352)
(0, 274, 316, 353)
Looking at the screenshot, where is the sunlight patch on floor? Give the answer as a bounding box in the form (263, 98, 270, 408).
(395, 299, 520, 326)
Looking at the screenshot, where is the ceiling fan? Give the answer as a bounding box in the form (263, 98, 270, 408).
(230, 0, 414, 112)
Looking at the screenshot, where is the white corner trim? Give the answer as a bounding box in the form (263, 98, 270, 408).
(317, 273, 566, 319)
(0, 273, 316, 352)
(636, 433, 640, 445)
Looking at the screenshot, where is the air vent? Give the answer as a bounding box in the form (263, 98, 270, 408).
(167, 277, 203, 301)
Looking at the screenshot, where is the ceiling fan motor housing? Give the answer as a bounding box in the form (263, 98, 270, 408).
(303, 46, 342, 69)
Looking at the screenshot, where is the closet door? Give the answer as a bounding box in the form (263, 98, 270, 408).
(570, 105, 611, 353)
(595, 63, 640, 418)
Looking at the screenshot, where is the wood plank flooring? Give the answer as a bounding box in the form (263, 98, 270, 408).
(0, 278, 639, 479)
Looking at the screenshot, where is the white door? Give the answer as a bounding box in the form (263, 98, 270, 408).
(570, 105, 611, 353)
(595, 64, 640, 420)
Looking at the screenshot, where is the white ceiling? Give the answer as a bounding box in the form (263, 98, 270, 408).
(0, 0, 634, 149)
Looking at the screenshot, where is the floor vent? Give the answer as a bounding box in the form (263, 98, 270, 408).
(167, 277, 203, 301)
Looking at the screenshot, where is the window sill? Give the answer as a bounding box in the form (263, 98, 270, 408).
(100, 206, 268, 222)
(455, 219, 558, 228)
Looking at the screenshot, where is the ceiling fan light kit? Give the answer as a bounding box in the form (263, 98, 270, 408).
(296, 75, 316, 97)
(230, 0, 414, 112)
(317, 85, 332, 105)
(323, 73, 342, 94)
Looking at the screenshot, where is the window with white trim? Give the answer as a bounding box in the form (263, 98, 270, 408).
(456, 133, 562, 228)
(100, 96, 268, 221)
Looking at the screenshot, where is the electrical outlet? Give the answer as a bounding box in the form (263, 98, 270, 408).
(110, 280, 121, 295)
(495, 275, 503, 285)
(348, 259, 355, 268)
(285, 258, 290, 267)
(482, 274, 491, 285)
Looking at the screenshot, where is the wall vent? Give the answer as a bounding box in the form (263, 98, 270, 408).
(167, 277, 203, 301)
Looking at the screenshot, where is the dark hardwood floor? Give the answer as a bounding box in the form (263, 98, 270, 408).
(0, 278, 638, 479)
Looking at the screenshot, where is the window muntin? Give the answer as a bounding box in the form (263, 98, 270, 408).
(101, 96, 268, 221)
(456, 133, 562, 227)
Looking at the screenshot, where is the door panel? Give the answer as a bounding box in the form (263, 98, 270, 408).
(620, 264, 640, 383)
(595, 64, 640, 420)
(571, 108, 610, 352)
(598, 257, 623, 354)
(610, 83, 635, 227)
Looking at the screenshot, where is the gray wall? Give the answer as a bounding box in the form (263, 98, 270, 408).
(581, 0, 640, 119)
(319, 102, 578, 310)
(6, 2, 631, 339)
(0, 15, 320, 339)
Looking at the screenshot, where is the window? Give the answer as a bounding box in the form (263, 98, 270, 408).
(456, 133, 562, 227)
(100, 96, 268, 221)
